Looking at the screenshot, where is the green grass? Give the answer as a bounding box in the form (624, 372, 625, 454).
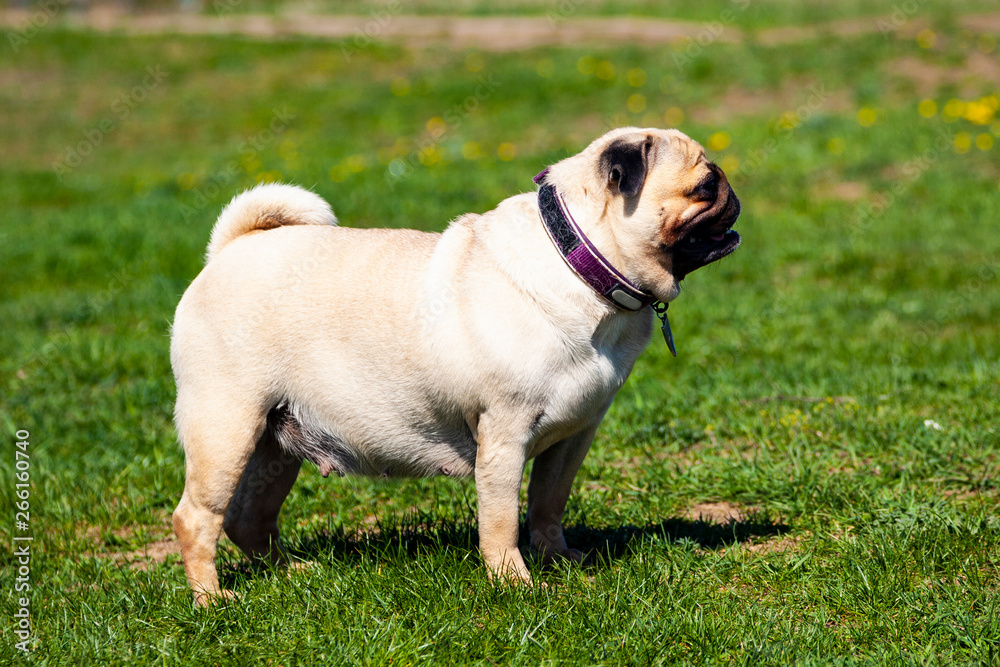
(201, 0, 999, 31)
(5, 0, 1000, 28)
(2, 8, 999, 665)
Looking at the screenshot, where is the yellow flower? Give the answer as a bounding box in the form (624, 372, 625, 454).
(976, 133, 994, 151)
(177, 172, 198, 190)
(627, 68, 647, 87)
(423, 147, 444, 166)
(426, 116, 447, 138)
(943, 99, 966, 121)
(664, 106, 684, 127)
(345, 154, 367, 173)
(577, 56, 596, 75)
(917, 99, 937, 118)
(857, 107, 878, 127)
(497, 142, 517, 161)
(779, 111, 800, 130)
(595, 60, 616, 81)
(963, 101, 995, 126)
(627, 94, 646, 114)
(329, 165, 347, 183)
(916, 29, 936, 49)
(461, 141, 482, 160)
(720, 154, 740, 173)
(418, 146, 443, 166)
(465, 53, 484, 73)
(535, 59, 555, 78)
(391, 77, 411, 97)
(641, 111, 661, 127)
(954, 132, 972, 153)
(279, 139, 298, 159)
(707, 131, 731, 151)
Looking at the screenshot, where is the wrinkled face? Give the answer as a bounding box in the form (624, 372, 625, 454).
(591, 128, 741, 300)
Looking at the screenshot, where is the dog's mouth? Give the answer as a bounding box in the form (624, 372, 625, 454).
(673, 226, 741, 277)
(670, 176, 741, 279)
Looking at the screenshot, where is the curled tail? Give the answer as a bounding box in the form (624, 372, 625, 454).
(206, 183, 337, 262)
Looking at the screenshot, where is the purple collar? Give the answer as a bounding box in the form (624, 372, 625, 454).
(533, 168, 655, 312)
(534, 168, 677, 356)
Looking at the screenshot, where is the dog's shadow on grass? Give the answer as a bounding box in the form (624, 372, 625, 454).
(219, 515, 791, 588)
(564, 514, 791, 561)
(223, 513, 790, 579)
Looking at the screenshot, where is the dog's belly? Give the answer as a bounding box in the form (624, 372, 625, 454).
(267, 402, 477, 479)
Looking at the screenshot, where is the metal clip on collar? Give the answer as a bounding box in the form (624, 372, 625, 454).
(652, 302, 676, 357)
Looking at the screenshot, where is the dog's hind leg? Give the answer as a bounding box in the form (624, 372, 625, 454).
(222, 425, 302, 568)
(526, 424, 600, 565)
(172, 393, 268, 607)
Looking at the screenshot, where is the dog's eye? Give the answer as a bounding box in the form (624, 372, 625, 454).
(691, 173, 718, 201)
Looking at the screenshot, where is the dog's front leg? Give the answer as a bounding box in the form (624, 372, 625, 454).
(474, 424, 531, 583)
(526, 425, 598, 564)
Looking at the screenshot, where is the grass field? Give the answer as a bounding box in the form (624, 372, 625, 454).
(6, 0, 997, 28)
(2, 3, 999, 664)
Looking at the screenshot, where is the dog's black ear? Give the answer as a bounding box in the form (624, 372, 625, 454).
(599, 136, 652, 198)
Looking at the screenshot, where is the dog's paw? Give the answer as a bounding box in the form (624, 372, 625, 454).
(194, 588, 238, 608)
(548, 548, 585, 564)
(532, 546, 587, 568)
(485, 557, 533, 586)
(286, 560, 317, 577)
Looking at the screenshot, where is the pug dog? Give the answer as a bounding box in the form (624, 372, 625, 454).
(170, 126, 740, 605)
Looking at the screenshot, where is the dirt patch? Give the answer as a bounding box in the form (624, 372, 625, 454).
(0, 8, 732, 50)
(682, 501, 801, 555)
(99, 538, 182, 571)
(753, 16, 917, 47)
(691, 78, 852, 125)
(890, 52, 1000, 97)
(827, 181, 868, 201)
(89, 536, 181, 570)
(744, 535, 803, 555)
(960, 12, 1000, 34)
(4, 8, 1000, 51)
(84, 512, 180, 571)
(684, 501, 747, 524)
(811, 174, 869, 202)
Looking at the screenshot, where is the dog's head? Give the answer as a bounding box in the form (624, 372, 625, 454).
(546, 127, 741, 303)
